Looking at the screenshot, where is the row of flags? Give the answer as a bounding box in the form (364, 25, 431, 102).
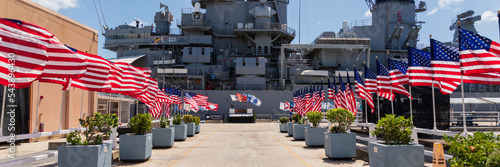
(230, 93, 262, 106)
(293, 82, 326, 115)
(0, 18, 219, 118)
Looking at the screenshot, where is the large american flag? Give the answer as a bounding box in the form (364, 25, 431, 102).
(346, 72, 357, 115)
(388, 58, 410, 86)
(377, 59, 411, 100)
(0, 19, 88, 79)
(364, 64, 377, 94)
(70, 50, 112, 92)
(113, 62, 148, 95)
(338, 74, 349, 110)
(184, 92, 199, 112)
(431, 39, 500, 86)
(354, 67, 374, 113)
(328, 78, 334, 99)
(459, 28, 500, 75)
(189, 92, 208, 108)
(0, 26, 48, 88)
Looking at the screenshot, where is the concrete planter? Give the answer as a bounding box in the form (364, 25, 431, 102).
(293, 124, 310, 140)
(368, 142, 424, 167)
(195, 124, 201, 134)
(58, 143, 111, 167)
(186, 123, 195, 137)
(170, 124, 187, 141)
(279, 124, 287, 133)
(324, 132, 356, 158)
(305, 127, 327, 147)
(287, 122, 297, 136)
(152, 128, 174, 148)
(119, 134, 152, 161)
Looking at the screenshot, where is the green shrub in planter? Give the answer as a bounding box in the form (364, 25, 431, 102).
(194, 116, 201, 134)
(306, 111, 322, 128)
(279, 117, 289, 124)
(128, 113, 152, 135)
(279, 117, 289, 133)
(173, 114, 182, 125)
(183, 115, 194, 123)
(444, 131, 500, 167)
(291, 114, 301, 123)
(487, 150, 500, 167)
(323, 109, 356, 158)
(368, 114, 423, 167)
(159, 116, 169, 128)
(194, 117, 201, 125)
(59, 113, 118, 167)
(372, 114, 413, 145)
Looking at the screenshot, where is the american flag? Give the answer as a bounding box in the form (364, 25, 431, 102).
(333, 75, 341, 109)
(459, 28, 500, 75)
(184, 92, 199, 112)
(410, 45, 460, 95)
(311, 82, 324, 112)
(113, 62, 147, 95)
(0, 25, 48, 88)
(70, 50, 112, 92)
(364, 64, 377, 94)
(354, 67, 375, 113)
(431, 39, 500, 86)
(328, 78, 334, 99)
(338, 74, 348, 110)
(388, 58, 410, 86)
(346, 72, 357, 115)
(377, 59, 411, 100)
(39, 77, 71, 90)
(0, 19, 88, 79)
(189, 92, 208, 108)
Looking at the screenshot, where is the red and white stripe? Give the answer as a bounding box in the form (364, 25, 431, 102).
(377, 75, 410, 100)
(113, 62, 147, 95)
(71, 51, 112, 91)
(345, 85, 357, 115)
(193, 93, 208, 108)
(356, 82, 375, 113)
(389, 68, 409, 86)
(460, 41, 500, 75)
(0, 19, 87, 78)
(0, 28, 48, 88)
(365, 78, 377, 94)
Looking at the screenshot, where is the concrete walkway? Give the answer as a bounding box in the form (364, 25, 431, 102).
(114, 123, 368, 167)
(0, 123, 393, 166)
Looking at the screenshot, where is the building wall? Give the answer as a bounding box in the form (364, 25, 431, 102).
(0, 0, 99, 133)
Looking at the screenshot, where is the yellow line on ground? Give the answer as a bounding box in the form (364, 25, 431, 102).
(260, 126, 312, 167)
(168, 125, 222, 167)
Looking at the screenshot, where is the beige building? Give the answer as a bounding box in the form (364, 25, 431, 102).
(0, 0, 135, 137)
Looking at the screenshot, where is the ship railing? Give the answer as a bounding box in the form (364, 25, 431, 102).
(349, 20, 373, 28)
(226, 48, 272, 56)
(286, 59, 310, 65)
(234, 23, 295, 36)
(176, 19, 212, 28)
(181, 8, 206, 14)
(450, 111, 500, 126)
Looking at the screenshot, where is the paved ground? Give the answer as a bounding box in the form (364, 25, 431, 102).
(0, 122, 445, 167)
(114, 123, 368, 167)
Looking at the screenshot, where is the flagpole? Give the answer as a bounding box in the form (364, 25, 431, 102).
(59, 90, 65, 131)
(497, 10, 500, 40)
(458, 22, 468, 134)
(33, 82, 41, 133)
(79, 90, 84, 129)
(409, 85, 413, 124)
(432, 81, 437, 131)
(376, 57, 380, 122)
(0, 86, 7, 136)
(387, 52, 394, 115)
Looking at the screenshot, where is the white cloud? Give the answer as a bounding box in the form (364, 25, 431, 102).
(479, 11, 499, 23)
(31, 0, 79, 12)
(427, 8, 439, 16)
(427, 0, 465, 16)
(365, 10, 372, 18)
(438, 0, 465, 8)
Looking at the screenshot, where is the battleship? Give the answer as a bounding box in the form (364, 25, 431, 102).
(101, 0, 495, 129)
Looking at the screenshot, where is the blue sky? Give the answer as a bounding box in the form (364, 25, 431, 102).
(32, 0, 500, 59)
